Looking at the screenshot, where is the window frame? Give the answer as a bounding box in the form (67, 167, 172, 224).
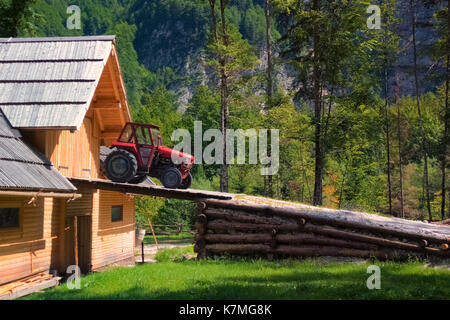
(111, 205, 123, 223)
(0, 202, 23, 233)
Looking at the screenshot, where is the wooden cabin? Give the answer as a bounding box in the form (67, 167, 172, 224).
(0, 36, 139, 296)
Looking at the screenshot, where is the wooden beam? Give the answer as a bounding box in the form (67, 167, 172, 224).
(58, 199, 66, 273)
(68, 177, 234, 201)
(0, 191, 81, 199)
(107, 57, 126, 127)
(100, 131, 120, 140)
(93, 99, 121, 109)
(107, 60, 120, 101)
(110, 45, 132, 122)
(95, 109, 104, 132)
(73, 216, 79, 274)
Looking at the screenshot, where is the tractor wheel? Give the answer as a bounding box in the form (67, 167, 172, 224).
(161, 168, 182, 189)
(104, 149, 138, 183)
(179, 173, 192, 189)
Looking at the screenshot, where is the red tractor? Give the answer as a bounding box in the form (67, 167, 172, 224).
(103, 122, 194, 189)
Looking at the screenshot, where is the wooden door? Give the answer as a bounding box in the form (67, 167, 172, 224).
(77, 216, 92, 274)
(64, 216, 92, 274)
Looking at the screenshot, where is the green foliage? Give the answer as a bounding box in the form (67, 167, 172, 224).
(135, 195, 165, 229)
(133, 86, 183, 145)
(0, 0, 38, 37)
(6, 0, 450, 223)
(143, 232, 194, 245)
(152, 199, 197, 229)
(107, 22, 154, 108)
(154, 246, 195, 262)
(206, 23, 259, 83)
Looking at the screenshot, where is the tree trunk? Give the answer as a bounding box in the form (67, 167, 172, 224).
(207, 0, 229, 193)
(265, 0, 274, 198)
(410, 0, 432, 221)
(441, 1, 450, 221)
(395, 73, 405, 218)
(219, 0, 229, 193)
(312, 0, 323, 206)
(384, 69, 393, 215)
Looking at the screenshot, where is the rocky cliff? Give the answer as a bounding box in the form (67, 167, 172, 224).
(132, 0, 445, 109)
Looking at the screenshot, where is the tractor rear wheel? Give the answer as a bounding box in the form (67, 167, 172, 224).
(104, 149, 138, 183)
(179, 173, 192, 189)
(161, 168, 182, 189)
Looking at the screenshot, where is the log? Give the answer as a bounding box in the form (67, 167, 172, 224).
(207, 219, 299, 232)
(432, 219, 450, 225)
(195, 214, 208, 235)
(204, 199, 450, 244)
(204, 208, 293, 225)
(203, 219, 449, 257)
(196, 214, 208, 225)
(299, 223, 449, 257)
(196, 233, 378, 251)
(204, 244, 421, 261)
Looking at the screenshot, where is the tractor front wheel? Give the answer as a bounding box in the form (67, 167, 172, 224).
(179, 173, 192, 189)
(104, 149, 138, 183)
(161, 168, 182, 189)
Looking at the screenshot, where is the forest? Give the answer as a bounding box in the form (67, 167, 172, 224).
(1, 0, 449, 228)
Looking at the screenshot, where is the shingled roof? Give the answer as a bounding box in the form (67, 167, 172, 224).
(0, 110, 76, 192)
(0, 35, 115, 130)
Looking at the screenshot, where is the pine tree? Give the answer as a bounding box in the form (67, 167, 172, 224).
(275, 0, 369, 206)
(410, 0, 433, 221)
(206, 0, 258, 193)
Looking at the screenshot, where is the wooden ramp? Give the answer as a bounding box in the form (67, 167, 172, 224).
(69, 177, 234, 201)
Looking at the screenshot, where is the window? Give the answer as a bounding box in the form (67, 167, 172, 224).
(136, 127, 152, 145)
(0, 208, 20, 229)
(111, 206, 123, 222)
(151, 128, 161, 145)
(118, 124, 135, 143)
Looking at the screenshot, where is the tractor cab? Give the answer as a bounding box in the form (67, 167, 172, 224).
(114, 123, 161, 169)
(104, 122, 194, 189)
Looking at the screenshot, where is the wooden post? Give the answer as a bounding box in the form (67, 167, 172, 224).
(73, 216, 79, 279)
(141, 241, 145, 263)
(58, 199, 67, 274)
(147, 217, 159, 251)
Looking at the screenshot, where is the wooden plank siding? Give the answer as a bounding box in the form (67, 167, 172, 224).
(44, 107, 101, 180)
(0, 42, 136, 291)
(91, 190, 135, 270)
(0, 197, 62, 285)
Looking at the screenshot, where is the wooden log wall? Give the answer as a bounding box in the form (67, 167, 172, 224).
(194, 199, 450, 261)
(0, 197, 61, 285)
(90, 190, 135, 270)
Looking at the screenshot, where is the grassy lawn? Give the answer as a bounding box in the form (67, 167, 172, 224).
(143, 232, 194, 245)
(22, 247, 450, 300)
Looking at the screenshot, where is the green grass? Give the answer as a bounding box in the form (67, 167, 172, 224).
(154, 246, 195, 262)
(22, 247, 450, 300)
(143, 232, 194, 245)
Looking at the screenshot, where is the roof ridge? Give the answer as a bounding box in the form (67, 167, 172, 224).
(0, 59, 104, 63)
(0, 35, 116, 43)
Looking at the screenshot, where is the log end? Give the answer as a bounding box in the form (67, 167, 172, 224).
(419, 239, 429, 248)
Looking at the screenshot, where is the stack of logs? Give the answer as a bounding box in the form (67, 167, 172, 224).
(194, 198, 450, 260)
